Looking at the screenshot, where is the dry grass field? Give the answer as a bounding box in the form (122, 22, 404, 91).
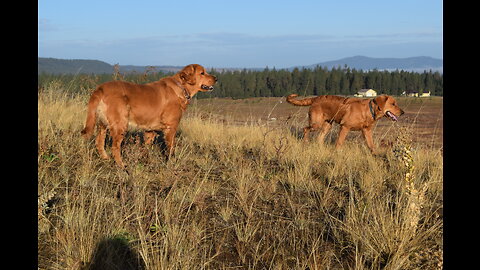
(38, 83, 443, 269)
(187, 96, 443, 150)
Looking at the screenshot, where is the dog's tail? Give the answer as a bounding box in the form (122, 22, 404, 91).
(286, 94, 315, 106)
(81, 87, 103, 139)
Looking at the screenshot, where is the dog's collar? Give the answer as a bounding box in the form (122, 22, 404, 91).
(369, 98, 378, 120)
(174, 80, 191, 102)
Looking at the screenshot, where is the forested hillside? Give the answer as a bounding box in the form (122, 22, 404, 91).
(38, 65, 443, 97)
(212, 66, 442, 98)
(38, 57, 114, 74)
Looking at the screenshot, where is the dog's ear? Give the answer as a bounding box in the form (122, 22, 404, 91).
(374, 95, 388, 111)
(179, 64, 196, 85)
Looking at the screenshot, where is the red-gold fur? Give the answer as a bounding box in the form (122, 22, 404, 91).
(81, 64, 217, 167)
(286, 94, 404, 152)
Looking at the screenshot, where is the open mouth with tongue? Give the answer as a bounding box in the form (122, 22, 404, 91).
(385, 111, 398, 121)
(201, 84, 214, 91)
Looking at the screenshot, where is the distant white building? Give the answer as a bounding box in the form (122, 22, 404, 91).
(402, 90, 431, 97)
(355, 89, 377, 97)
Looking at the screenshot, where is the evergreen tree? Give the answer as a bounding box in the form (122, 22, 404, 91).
(326, 67, 341, 94)
(242, 69, 256, 98)
(339, 72, 350, 95)
(313, 66, 327, 95)
(290, 68, 302, 94)
(349, 69, 363, 94)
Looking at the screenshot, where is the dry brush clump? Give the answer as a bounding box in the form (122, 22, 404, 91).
(38, 85, 442, 269)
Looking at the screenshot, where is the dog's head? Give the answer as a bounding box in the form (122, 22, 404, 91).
(179, 64, 217, 92)
(374, 95, 404, 121)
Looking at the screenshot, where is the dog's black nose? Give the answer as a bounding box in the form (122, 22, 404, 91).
(400, 109, 405, 115)
(214, 76, 218, 82)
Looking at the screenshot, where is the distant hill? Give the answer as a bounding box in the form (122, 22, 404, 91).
(38, 56, 443, 75)
(38, 57, 184, 75)
(292, 56, 443, 72)
(38, 58, 114, 74)
(119, 65, 183, 73)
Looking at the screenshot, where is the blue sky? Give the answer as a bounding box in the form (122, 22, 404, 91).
(38, 0, 442, 68)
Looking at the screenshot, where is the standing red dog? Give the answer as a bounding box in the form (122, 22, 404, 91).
(81, 64, 217, 168)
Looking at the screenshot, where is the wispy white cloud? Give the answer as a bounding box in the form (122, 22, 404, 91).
(345, 31, 442, 40)
(192, 33, 337, 46)
(38, 31, 442, 68)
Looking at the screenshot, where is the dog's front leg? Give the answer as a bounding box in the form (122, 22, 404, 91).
(361, 128, 376, 153)
(163, 126, 177, 159)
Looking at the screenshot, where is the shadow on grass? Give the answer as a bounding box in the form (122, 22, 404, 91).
(84, 235, 145, 270)
(102, 130, 171, 155)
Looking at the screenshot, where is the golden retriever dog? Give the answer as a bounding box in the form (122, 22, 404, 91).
(286, 94, 404, 152)
(81, 64, 217, 168)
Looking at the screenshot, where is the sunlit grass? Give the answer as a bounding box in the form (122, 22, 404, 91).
(38, 86, 442, 269)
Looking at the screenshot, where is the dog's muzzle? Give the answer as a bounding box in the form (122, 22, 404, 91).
(385, 111, 398, 121)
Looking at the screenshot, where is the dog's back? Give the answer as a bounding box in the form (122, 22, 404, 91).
(311, 95, 349, 122)
(289, 95, 359, 123)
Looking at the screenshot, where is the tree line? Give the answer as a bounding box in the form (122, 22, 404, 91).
(210, 66, 443, 98)
(38, 65, 443, 98)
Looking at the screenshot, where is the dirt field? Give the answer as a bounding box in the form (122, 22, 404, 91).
(187, 96, 443, 150)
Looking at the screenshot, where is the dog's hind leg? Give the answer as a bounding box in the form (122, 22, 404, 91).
(335, 126, 350, 149)
(303, 123, 320, 142)
(106, 103, 129, 168)
(317, 121, 333, 144)
(110, 125, 127, 168)
(303, 126, 312, 142)
(95, 122, 110, 160)
(303, 110, 324, 142)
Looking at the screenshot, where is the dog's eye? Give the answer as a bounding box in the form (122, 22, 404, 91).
(201, 72, 205, 75)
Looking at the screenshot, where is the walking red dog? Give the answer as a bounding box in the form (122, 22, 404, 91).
(286, 94, 404, 152)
